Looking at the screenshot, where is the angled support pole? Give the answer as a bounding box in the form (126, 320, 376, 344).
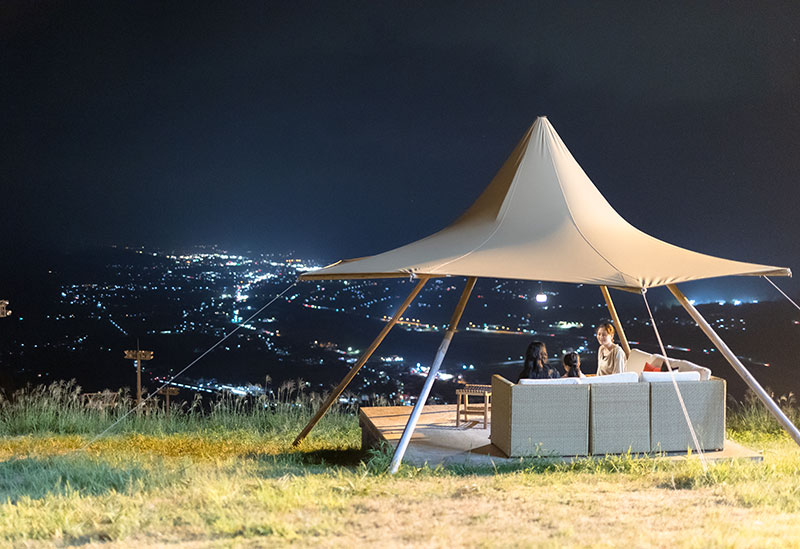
(667, 283, 800, 448)
(600, 285, 631, 358)
(292, 277, 429, 447)
(389, 276, 477, 474)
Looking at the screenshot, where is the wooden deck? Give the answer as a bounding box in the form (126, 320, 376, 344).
(359, 404, 762, 467)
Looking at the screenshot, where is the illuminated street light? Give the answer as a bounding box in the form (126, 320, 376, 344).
(535, 293, 547, 303)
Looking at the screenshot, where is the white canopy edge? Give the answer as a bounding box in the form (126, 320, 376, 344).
(300, 118, 790, 289)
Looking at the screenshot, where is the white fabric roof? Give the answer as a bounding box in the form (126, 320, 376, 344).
(301, 117, 790, 289)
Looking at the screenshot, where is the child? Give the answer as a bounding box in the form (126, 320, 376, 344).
(562, 351, 585, 378)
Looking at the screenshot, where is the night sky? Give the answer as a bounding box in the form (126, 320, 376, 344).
(3, 2, 799, 295)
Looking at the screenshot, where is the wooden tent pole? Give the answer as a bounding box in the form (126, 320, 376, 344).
(667, 283, 800, 448)
(600, 285, 631, 358)
(389, 277, 477, 474)
(292, 278, 429, 447)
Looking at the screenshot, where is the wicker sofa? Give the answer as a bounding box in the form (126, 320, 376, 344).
(490, 363, 726, 457)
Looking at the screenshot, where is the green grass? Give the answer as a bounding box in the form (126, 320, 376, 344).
(1, 382, 800, 547)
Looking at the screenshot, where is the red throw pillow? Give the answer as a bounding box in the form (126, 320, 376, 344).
(643, 361, 660, 372)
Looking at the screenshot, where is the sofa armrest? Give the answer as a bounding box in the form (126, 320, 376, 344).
(653, 354, 712, 381)
(672, 359, 712, 381)
(490, 375, 514, 456)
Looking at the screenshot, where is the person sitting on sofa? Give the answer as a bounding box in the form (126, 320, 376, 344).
(562, 351, 585, 378)
(596, 322, 626, 375)
(516, 341, 559, 382)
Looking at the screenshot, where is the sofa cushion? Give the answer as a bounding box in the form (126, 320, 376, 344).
(641, 371, 701, 382)
(627, 348, 712, 381)
(625, 349, 653, 373)
(643, 361, 660, 372)
(582, 372, 639, 384)
(518, 377, 581, 385)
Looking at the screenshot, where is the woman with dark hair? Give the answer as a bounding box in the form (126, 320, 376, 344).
(516, 341, 559, 382)
(562, 351, 585, 378)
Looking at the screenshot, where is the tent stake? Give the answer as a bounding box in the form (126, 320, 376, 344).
(292, 278, 429, 447)
(600, 285, 631, 358)
(389, 277, 477, 474)
(667, 283, 800, 448)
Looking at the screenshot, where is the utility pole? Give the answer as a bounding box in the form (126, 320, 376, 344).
(123, 349, 154, 410)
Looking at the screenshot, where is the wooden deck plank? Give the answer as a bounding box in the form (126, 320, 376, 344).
(359, 405, 762, 467)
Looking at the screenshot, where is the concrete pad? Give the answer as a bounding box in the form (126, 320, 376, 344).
(360, 405, 762, 468)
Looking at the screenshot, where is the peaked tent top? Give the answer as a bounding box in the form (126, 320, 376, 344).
(301, 117, 790, 289)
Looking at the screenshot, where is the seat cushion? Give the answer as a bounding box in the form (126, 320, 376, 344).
(641, 371, 701, 382)
(518, 377, 581, 385)
(582, 372, 639, 384)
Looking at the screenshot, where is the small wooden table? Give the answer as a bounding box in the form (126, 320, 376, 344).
(455, 384, 492, 428)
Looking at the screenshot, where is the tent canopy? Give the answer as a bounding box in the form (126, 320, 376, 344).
(301, 117, 790, 289)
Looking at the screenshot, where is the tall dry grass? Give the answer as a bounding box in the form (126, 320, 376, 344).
(0, 379, 363, 442)
(727, 388, 800, 444)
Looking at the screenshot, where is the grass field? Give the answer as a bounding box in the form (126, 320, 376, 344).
(2, 382, 800, 548)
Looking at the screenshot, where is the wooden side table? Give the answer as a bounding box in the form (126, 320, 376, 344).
(455, 384, 492, 428)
